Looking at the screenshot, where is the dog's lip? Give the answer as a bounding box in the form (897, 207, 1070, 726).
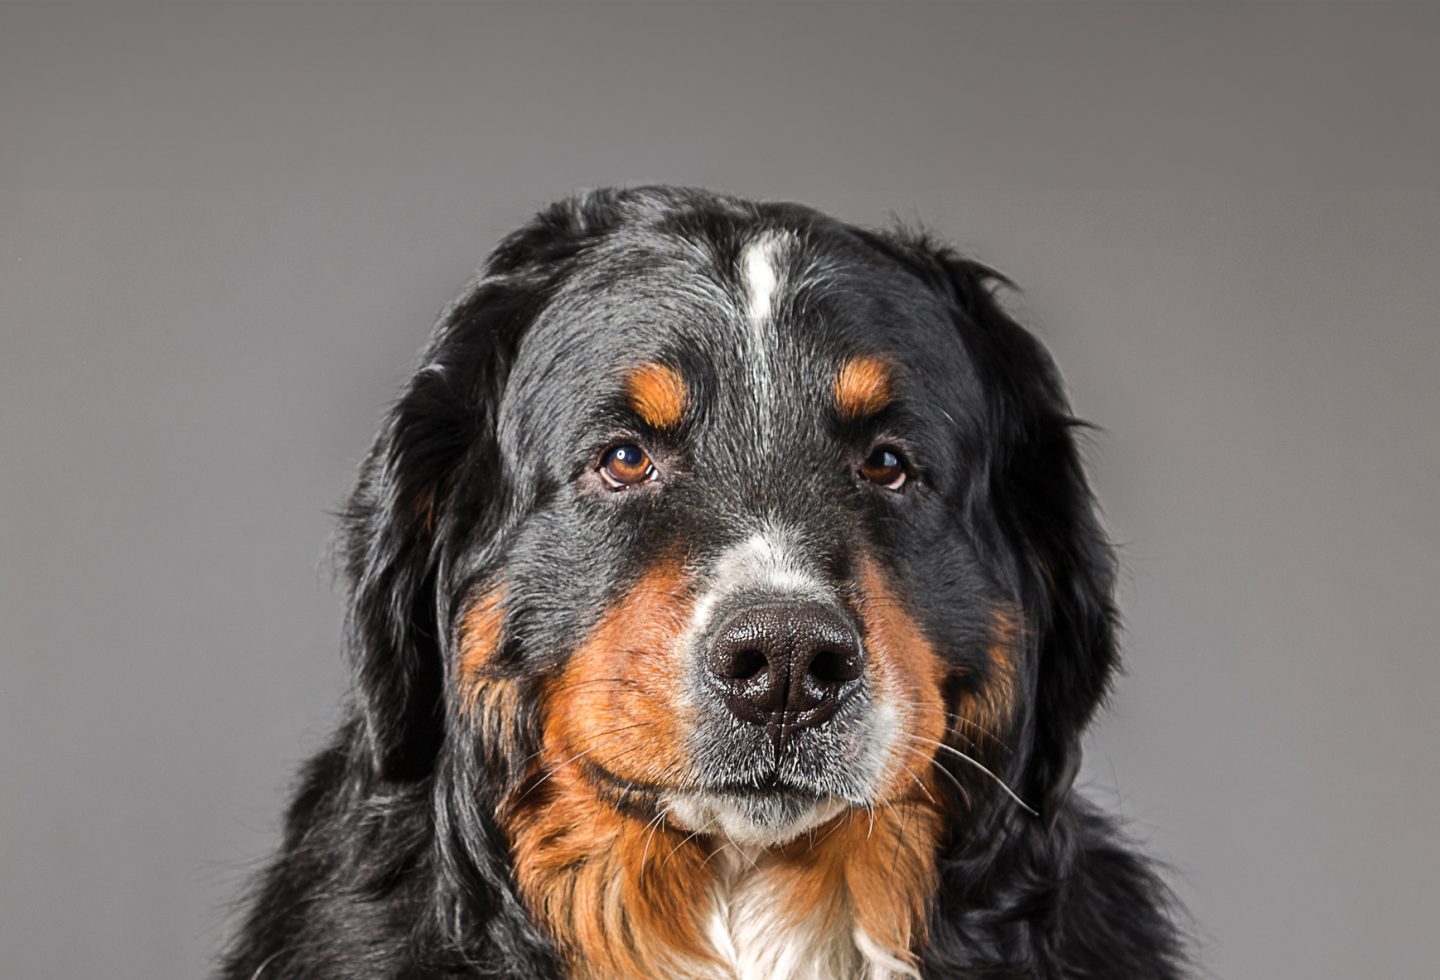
(579, 761, 670, 800)
(580, 760, 822, 802)
(699, 776, 821, 800)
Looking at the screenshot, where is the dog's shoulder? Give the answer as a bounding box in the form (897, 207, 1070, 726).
(922, 799, 1188, 979)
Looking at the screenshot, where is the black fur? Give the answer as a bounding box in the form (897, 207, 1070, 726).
(221, 187, 1187, 978)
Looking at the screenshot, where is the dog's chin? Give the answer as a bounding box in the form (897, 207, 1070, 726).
(661, 789, 850, 848)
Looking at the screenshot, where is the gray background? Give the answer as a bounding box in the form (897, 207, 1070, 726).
(3, 2, 1437, 977)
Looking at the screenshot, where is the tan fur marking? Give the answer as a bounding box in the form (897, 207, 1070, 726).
(943, 605, 1023, 756)
(773, 803, 941, 965)
(502, 557, 957, 976)
(856, 556, 950, 803)
(505, 764, 719, 978)
(542, 561, 696, 788)
(834, 355, 894, 420)
(502, 561, 716, 977)
(625, 362, 688, 431)
(457, 585, 508, 701)
(959, 604, 1023, 746)
(456, 584, 526, 762)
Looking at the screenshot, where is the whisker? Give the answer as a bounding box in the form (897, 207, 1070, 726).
(806, 807, 854, 852)
(899, 744, 972, 810)
(904, 765, 939, 808)
(906, 734, 1037, 816)
(512, 723, 653, 801)
(514, 720, 650, 767)
(514, 745, 603, 801)
(664, 825, 709, 866)
(616, 587, 696, 602)
(891, 793, 912, 867)
(720, 828, 761, 872)
(697, 837, 735, 873)
(889, 695, 1011, 750)
(544, 676, 647, 696)
(638, 806, 670, 874)
(249, 948, 286, 980)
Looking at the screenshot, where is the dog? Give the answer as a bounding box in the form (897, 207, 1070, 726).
(221, 186, 1186, 978)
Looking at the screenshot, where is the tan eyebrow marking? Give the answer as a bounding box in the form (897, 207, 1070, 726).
(834, 355, 895, 420)
(624, 362, 688, 430)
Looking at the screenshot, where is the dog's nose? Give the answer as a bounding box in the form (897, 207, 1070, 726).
(704, 602, 864, 733)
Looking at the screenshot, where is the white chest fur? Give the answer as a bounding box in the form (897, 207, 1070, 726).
(690, 847, 920, 980)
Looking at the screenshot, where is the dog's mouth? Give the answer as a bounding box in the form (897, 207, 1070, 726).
(579, 761, 852, 847)
(573, 688, 900, 847)
(660, 783, 849, 848)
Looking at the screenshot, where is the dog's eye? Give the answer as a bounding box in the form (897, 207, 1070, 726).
(599, 444, 656, 489)
(858, 446, 908, 491)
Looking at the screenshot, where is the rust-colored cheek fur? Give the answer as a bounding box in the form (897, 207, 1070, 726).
(457, 584, 528, 769)
(504, 765, 718, 978)
(859, 556, 1023, 796)
(500, 561, 718, 977)
(960, 605, 1023, 750)
(856, 556, 950, 804)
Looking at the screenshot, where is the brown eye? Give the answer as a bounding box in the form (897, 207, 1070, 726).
(599, 444, 656, 489)
(859, 446, 908, 491)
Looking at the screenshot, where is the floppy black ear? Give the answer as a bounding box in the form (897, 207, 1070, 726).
(341, 193, 628, 782)
(341, 281, 526, 781)
(859, 229, 1121, 819)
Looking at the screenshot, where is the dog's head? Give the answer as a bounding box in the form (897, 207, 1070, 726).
(340, 186, 1118, 967)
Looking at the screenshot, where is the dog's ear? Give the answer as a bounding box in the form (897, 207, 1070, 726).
(342, 278, 528, 781)
(342, 195, 625, 781)
(859, 229, 1121, 820)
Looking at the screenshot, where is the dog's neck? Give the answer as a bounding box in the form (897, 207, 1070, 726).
(502, 765, 941, 979)
(699, 840, 929, 980)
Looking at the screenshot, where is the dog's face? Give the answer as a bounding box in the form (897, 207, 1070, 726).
(341, 187, 1118, 971)
(456, 220, 1010, 847)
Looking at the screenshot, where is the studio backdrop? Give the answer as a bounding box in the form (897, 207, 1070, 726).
(2, 3, 1437, 978)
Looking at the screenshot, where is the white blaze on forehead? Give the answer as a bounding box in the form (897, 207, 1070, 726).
(741, 237, 781, 325)
(737, 234, 790, 449)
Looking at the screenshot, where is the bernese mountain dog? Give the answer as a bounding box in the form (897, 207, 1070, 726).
(222, 186, 1187, 979)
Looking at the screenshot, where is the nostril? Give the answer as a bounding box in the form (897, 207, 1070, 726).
(807, 645, 863, 686)
(724, 647, 768, 682)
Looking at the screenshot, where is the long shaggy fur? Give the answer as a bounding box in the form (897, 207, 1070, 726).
(221, 186, 1187, 979)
